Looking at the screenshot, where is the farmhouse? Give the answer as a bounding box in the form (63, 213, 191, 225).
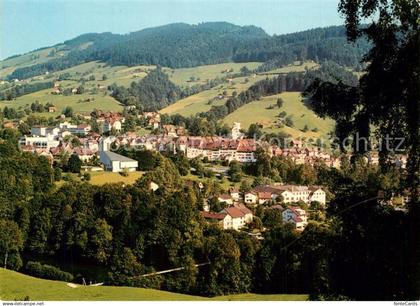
(99, 151, 138, 172)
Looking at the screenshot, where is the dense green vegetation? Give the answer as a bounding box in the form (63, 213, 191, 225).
(0, 81, 54, 101)
(4, 23, 370, 81)
(0, 126, 417, 300)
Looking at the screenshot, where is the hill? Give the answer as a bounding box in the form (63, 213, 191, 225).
(160, 74, 269, 116)
(0, 268, 308, 301)
(222, 92, 335, 138)
(1, 23, 370, 81)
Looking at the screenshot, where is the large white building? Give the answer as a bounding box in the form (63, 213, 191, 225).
(19, 135, 60, 150)
(99, 137, 138, 172)
(99, 151, 138, 172)
(253, 185, 327, 206)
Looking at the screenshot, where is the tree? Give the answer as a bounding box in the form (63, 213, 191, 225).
(276, 98, 284, 108)
(62, 106, 74, 118)
(0, 219, 24, 269)
(67, 154, 82, 173)
(228, 161, 243, 182)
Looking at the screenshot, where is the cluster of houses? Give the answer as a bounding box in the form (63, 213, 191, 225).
(201, 184, 326, 231)
(12, 110, 408, 172)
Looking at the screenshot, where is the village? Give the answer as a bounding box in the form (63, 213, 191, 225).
(7, 110, 409, 233)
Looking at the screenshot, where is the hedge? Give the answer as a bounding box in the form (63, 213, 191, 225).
(25, 261, 74, 282)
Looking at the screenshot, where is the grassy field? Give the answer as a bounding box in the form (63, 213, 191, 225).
(0, 88, 123, 116)
(88, 171, 144, 185)
(51, 61, 156, 87)
(0, 45, 69, 79)
(57, 171, 144, 187)
(164, 62, 262, 86)
(223, 92, 334, 138)
(261, 61, 319, 74)
(0, 269, 308, 301)
(160, 75, 270, 116)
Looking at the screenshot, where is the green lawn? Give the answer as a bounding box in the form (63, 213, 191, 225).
(164, 62, 262, 86)
(0, 268, 308, 301)
(0, 45, 69, 79)
(89, 171, 144, 185)
(223, 92, 335, 139)
(57, 171, 144, 187)
(160, 75, 271, 116)
(0, 87, 123, 116)
(262, 61, 319, 74)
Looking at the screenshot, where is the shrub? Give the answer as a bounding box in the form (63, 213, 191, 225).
(25, 261, 74, 282)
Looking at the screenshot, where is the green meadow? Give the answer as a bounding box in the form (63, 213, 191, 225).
(223, 92, 335, 138)
(0, 268, 308, 301)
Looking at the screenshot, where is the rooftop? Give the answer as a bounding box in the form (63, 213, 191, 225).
(101, 151, 137, 163)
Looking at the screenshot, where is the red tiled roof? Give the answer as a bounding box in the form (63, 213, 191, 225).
(201, 211, 226, 220)
(224, 207, 245, 218)
(233, 203, 252, 215)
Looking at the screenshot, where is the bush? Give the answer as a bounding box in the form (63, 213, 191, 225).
(25, 261, 74, 282)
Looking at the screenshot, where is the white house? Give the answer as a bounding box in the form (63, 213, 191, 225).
(218, 194, 233, 206)
(229, 188, 241, 201)
(309, 187, 326, 205)
(104, 119, 122, 133)
(69, 124, 91, 136)
(221, 203, 253, 230)
(282, 206, 308, 231)
(244, 191, 258, 204)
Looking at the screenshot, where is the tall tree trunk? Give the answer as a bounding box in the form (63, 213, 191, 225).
(4, 250, 8, 269)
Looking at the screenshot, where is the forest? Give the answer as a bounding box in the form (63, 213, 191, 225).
(0, 0, 418, 301)
(7, 24, 370, 81)
(0, 128, 416, 300)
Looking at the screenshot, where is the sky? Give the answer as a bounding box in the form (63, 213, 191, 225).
(0, 0, 343, 60)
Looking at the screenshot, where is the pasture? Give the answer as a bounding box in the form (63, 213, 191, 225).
(0, 268, 308, 301)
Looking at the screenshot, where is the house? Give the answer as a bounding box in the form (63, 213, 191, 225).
(48, 106, 57, 113)
(229, 188, 240, 201)
(2, 121, 17, 129)
(73, 147, 94, 162)
(257, 192, 272, 205)
(309, 186, 326, 205)
(218, 194, 233, 206)
(104, 119, 122, 133)
(221, 203, 253, 230)
(244, 191, 258, 204)
(253, 184, 327, 206)
(201, 211, 231, 229)
(69, 124, 91, 136)
(148, 117, 160, 129)
(282, 206, 308, 231)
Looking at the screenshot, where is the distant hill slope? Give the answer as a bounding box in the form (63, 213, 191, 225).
(1, 22, 370, 81)
(0, 268, 308, 301)
(223, 92, 335, 139)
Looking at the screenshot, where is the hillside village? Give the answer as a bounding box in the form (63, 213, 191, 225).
(0, 4, 417, 300)
(7, 108, 410, 236)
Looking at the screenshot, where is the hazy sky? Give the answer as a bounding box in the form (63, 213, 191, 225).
(0, 0, 343, 60)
